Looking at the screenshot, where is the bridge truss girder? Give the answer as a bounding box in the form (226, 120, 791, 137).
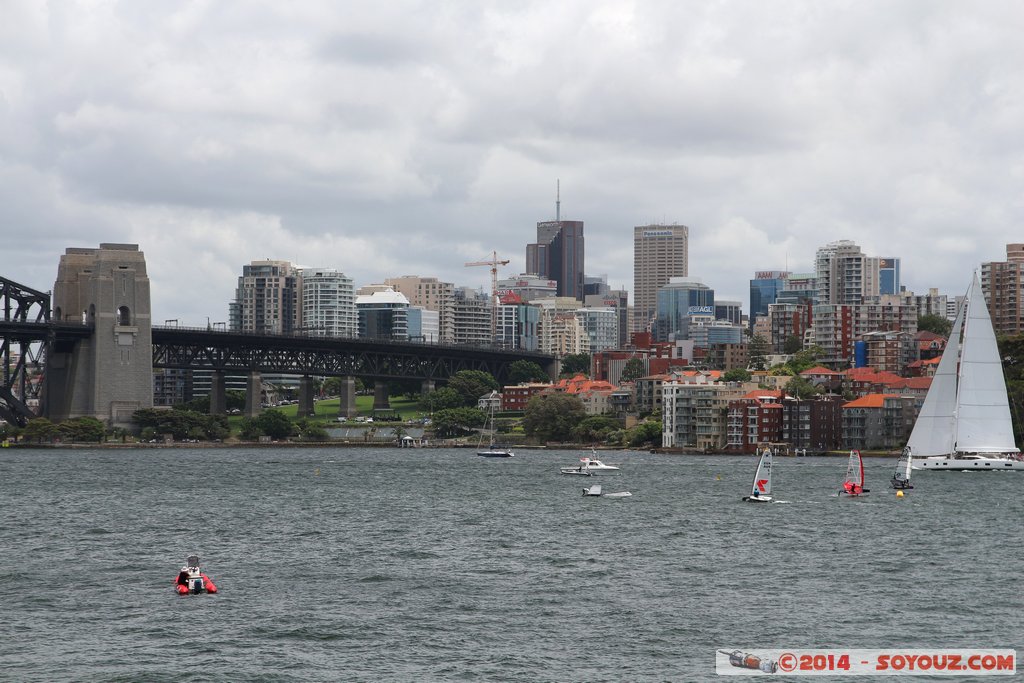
(0, 277, 51, 426)
(152, 329, 554, 385)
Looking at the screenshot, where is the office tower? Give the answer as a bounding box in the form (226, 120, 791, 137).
(749, 271, 790, 331)
(356, 288, 410, 341)
(384, 275, 455, 342)
(526, 220, 585, 300)
(879, 258, 901, 295)
(653, 276, 714, 342)
(585, 288, 629, 348)
(981, 244, 1024, 336)
(633, 224, 689, 333)
(300, 268, 356, 338)
(715, 300, 743, 326)
(228, 260, 299, 334)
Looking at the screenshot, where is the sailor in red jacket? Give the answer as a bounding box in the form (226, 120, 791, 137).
(174, 555, 217, 595)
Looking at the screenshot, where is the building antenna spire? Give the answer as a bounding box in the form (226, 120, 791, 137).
(556, 179, 560, 222)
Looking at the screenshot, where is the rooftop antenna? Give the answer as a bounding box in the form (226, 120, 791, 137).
(556, 179, 560, 222)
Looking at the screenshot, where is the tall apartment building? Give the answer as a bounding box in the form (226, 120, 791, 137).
(662, 379, 750, 450)
(452, 287, 493, 346)
(814, 240, 881, 306)
(300, 268, 356, 337)
(228, 260, 300, 334)
(496, 293, 539, 351)
(633, 224, 689, 333)
(585, 288, 629, 349)
(814, 295, 917, 368)
(981, 244, 1024, 336)
(574, 307, 619, 353)
(898, 288, 948, 320)
(384, 275, 456, 342)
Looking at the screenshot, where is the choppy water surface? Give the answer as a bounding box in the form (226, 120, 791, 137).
(1, 447, 1020, 681)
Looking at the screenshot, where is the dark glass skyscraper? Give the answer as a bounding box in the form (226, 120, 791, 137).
(749, 270, 789, 330)
(526, 220, 584, 300)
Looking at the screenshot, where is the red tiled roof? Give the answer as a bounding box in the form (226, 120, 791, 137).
(801, 366, 843, 376)
(843, 393, 902, 408)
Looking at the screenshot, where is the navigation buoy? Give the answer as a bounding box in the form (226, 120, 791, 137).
(896, 490, 904, 498)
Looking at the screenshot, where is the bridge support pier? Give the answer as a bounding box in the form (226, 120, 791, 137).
(209, 370, 226, 415)
(297, 376, 315, 417)
(244, 371, 262, 418)
(338, 377, 357, 419)
(373, 381, 390, 411)
(421, 379, 435, 396)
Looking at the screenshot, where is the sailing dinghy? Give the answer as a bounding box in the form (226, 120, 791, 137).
(891, 447, 914, 490)
(742, 447, 774, 503)
(840, 449, 869, 496)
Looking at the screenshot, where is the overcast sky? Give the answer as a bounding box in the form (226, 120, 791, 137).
(2, 1, 1022, 324)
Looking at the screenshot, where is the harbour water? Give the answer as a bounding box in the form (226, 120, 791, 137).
(2, 447, 1020, 681)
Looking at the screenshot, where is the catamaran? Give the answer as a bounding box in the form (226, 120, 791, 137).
(742, 446, 774, 503)
(909, 274, 1024, 472)
(840, 449, 868, 496)
(891, 447, 913, 490)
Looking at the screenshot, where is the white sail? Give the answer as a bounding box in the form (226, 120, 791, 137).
(750, 448, 773, 497)
(905, 299, 965, 456)
(954, 275, 1019, 454)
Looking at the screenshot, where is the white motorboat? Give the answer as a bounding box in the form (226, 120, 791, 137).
(908, 274, 1024, 472)
(560, 453, 620, 475)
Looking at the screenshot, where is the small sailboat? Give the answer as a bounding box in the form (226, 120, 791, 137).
(582, 484, 603, 496)
(891, 447, 914, 490)
(840, 449, 869, 496)
(742, 447, 774, 503)
(476, 392, 513, 458)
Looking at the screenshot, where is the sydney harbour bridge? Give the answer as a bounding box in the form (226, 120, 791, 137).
(0, 245, 556, 427)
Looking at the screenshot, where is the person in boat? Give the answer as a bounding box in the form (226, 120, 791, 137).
(174, 557, 218, 595)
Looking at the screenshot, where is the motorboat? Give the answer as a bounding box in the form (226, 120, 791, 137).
(173, 554, 217, 595)
(560, 453, 620, 475)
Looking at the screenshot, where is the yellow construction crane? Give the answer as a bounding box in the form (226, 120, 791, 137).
(465, 251, 510, 343)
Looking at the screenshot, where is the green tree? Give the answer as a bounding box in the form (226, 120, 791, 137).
(295, 418, 328, 441)
(58, 416, 107, 443)
(22, 417, 58, 444)
(238, 417, 261, 440)
(783, 334, 803, 354)
(430, 407, 486, 438)
(722, 368, 752, 383)
(522, 393, 587, 443)
(422, 387, 464, 413)
(226, 390, 247, 411)
(446, 370, 499, 406)
(255, 410, 294, 440)
(572, 416, 622, 444)
(786, 346, 824, 374)
(748, 335, 770, 370)
(918, 314, 953, 338)
(784, 375, 822, 399)
(508, 360, 549, 384)
(626, 419, 663, 448)
(619, 357, 646, 383)
(559, 353, 591, 377)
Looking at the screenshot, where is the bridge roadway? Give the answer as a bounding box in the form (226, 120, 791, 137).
(151, 326, 556, 383)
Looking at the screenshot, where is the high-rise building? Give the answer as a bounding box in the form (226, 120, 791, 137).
(526, 220, 585, 300)
(496, 273, 558, 302)
(575, 307, 619, 353)
(452, 287, 493, 346)
(633, 224, 689, 333)
(356, 288, 410, 341)
(300, 268, 356, 337)
(496, 292, 539, 351)
(228, 260, 299, 334)
(749, 271, 790, 331)
(384, 275, 456, 342)
(585, 288, 629, 349)
(654, 276, 714, 342)
(879, 258, 901, 295)
(981, 244, 1024, 336)
(814, 240, 881, 306)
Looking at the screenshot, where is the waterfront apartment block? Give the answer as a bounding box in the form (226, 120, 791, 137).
(300, 268, 356, 338)
(662, 379, 749, 450)
(633, 224, 689, 333)
(842, 393, 916, 450)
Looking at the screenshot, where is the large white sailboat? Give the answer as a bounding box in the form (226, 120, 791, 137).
(910, 274, 1024, 471)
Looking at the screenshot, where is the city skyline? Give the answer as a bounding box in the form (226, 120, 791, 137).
(2, 2, 1022, 324)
